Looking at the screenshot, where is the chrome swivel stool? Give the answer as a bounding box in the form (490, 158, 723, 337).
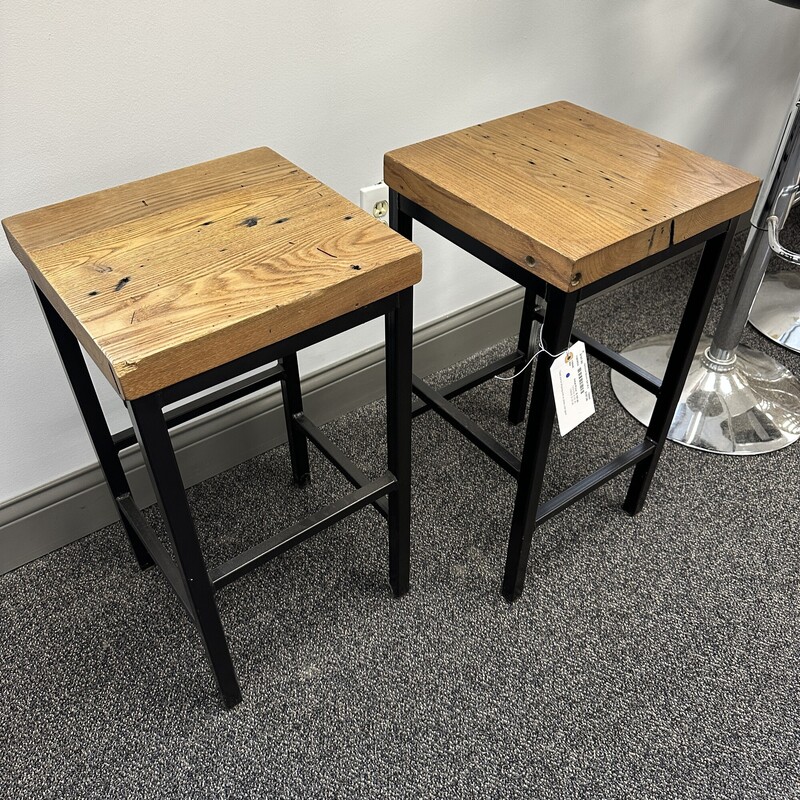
(747, 0, 800, 381)
(615, 43, 800, 454)
(385, 102, 759, 600)
(750, 69, 800, 354)
(2, 148, 421, 706)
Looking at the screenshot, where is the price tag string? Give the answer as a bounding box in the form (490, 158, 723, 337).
(495, 325, 566, 382)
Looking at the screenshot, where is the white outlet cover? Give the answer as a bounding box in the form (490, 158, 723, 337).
(360, 182, 389, 223)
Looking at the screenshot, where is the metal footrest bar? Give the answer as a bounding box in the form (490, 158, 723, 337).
(411, 350, 525, 418)
(117, 494, 196, 621)
(113, 364, 284, 452)
(576, 329, 662, 394)
(295, 413, 389, 519)
(209, 472, 398, 590)
(411, 375, 522, 477)
(530, 309, 661, 395)
(535, 440, 656, 527)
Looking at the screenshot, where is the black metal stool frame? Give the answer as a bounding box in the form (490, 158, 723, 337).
(392, 190, 738, 602)
(34, 282, 413, 707)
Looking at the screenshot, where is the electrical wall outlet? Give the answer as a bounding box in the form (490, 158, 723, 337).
(360, 182, 390, 225)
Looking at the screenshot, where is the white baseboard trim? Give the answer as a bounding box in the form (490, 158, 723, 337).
(0, 286, 525, 574)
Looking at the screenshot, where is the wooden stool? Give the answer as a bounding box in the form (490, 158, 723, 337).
(2, 148, 421, 706)
(384, 102, 759, 601)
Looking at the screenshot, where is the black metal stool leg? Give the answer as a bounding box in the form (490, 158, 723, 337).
(508, 286, 540, 425)
(389, 188, 412, 240)
(385, 287, 413, 597)
(33, 284, 154, 570)
(279, 354, 311, 487)
(128, 394, 242, 707)
(502, 287, 579, 602)
(623, 221, 737, 516)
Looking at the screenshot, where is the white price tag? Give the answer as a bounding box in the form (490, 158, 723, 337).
(549, 340, 595, 436)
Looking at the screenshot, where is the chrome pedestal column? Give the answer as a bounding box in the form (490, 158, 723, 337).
(612, 73, 800, 454)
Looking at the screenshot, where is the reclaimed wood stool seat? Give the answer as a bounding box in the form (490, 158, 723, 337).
(385, 101, 759, 601)
(3, 148, 421, 706)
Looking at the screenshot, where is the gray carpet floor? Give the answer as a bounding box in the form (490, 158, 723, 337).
(2, 218, 800, 799)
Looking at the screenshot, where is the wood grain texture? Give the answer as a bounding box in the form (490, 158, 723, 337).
(3, 148, 421, 399)
(385, 101, 759, 291)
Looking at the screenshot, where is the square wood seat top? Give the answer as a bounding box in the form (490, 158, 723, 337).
(385, 101, 759, 293)
(3, 148, 421, 400)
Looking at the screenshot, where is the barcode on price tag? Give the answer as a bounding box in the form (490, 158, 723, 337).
(549, 340, 595, 436)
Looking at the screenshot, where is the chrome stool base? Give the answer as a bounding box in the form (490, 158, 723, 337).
(749, 270, 800, 352)
(611, 333, 800, 454)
